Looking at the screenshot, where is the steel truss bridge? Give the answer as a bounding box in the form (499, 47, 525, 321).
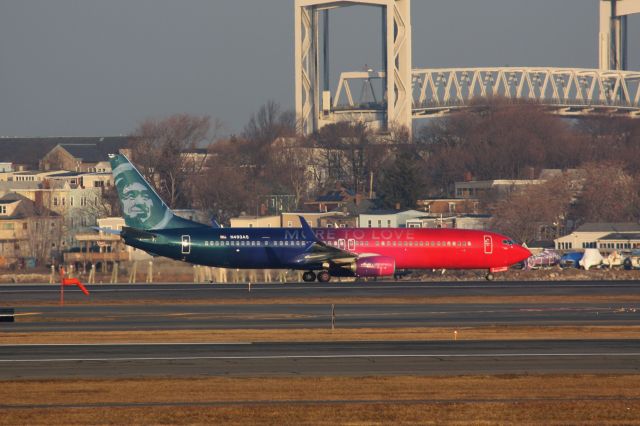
(296, 0, 640, 135)
(332, 67, 640, 119)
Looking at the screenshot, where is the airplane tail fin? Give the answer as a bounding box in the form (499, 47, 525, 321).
(108, 153, 205, 230)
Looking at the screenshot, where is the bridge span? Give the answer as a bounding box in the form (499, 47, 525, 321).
(330, 67, 640, 120)
(295, 0, 640, 135)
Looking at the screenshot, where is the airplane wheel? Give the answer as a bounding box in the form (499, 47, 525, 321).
(302, 271, 316, 282)
(485, 273, 495, 281)
(317, 270, 331, 283)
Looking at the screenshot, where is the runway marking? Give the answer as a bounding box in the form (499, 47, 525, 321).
(0, 342, 252, 347)
(2, 353, 640, 363)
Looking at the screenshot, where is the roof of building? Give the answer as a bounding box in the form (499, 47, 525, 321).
(0, 137, 129, 167)
(361, 209, 424, 216)
(599, 232, 640, 241)
(575, 223, 640, 233)
(56, 144, 106, 163)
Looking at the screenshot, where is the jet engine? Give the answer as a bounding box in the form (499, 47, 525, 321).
(353, 256, 395, 277)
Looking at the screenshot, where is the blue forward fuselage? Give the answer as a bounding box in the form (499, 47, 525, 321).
(125, 227, 320, 270)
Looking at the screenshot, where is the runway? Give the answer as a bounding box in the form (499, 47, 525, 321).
(1, 340, 640, 379)
(2, 280, 640, 379)
(4, 302, 640, 332)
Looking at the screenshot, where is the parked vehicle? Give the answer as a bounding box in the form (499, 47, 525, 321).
(623, 250, 640, 270)
(579, 248, 603, 270)
(525, 249, 562, 269)
(560, 252, 584, 268)
(602, 251, 625, 269)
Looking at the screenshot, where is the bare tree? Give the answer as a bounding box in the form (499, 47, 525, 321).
(573, 162, 640, 223)
(490, 174, 574, 243)
(416, 100, 581, 196)
(130, 114, 215, 208)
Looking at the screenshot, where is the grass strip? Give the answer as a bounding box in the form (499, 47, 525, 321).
(2, 325, 640, 344)
(1, 375, 640, 424)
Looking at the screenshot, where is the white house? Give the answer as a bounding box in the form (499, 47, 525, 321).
(359, 209, 425, 228)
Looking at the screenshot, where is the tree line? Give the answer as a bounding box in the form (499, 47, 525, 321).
(126, 98, 640, 242)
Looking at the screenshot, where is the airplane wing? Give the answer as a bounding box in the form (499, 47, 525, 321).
(120, 226, 158, 241)
(293, 217, 358, 268)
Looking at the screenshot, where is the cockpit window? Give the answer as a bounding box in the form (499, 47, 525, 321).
(502, 239, 514, 246)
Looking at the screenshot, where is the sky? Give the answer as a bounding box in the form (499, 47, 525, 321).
(0, 0, 638, 137)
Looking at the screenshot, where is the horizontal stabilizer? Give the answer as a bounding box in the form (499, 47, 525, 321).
(121, 226, 157, 240)
(92, 226, 121, 236)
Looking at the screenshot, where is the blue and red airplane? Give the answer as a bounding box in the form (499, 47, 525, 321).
(107, 154, 530, 281)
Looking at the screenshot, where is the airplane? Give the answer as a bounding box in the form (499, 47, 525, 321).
(106, 153, 531, 282)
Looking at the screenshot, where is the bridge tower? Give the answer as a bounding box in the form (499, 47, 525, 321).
(294, 0, 412, 135)
(599, 0, 640, 70)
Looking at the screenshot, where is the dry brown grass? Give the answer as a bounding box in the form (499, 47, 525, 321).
(2, 375, 640, 424)
(3, 325, 640, 344)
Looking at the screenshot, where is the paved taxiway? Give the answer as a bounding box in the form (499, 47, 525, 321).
(3, 280, 640, 304)
(2, 281, 639, 331)
(1, 340, 639, 379)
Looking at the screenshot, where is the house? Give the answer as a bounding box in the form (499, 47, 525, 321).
(12, 186, 107, 246)
(281, 212, 336, 228)
(554, 223, 640, 251)
(404, 214, 491, 230)
(417, 198, 482, 215)
(260, 194, 297, 216)
(66, 217, 146, 268)
(0, 193, 62, 266)
(303, 186, 364, 213)
(0, 137, 128, 171)
(359, 209, 425, 228)
(230, 215, 281, 228)
(454, 179, 543, 199)
(318, 214, 359, 228)
(39, 137, 129, 172)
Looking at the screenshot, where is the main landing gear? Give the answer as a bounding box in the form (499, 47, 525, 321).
(302, 270, 331, 283)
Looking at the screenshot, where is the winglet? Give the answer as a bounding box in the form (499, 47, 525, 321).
(299, 216, 318, 242)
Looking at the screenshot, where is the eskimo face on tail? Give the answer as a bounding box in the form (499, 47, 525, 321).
(111, 155, 169, 230)
(122, 182, 154, 226)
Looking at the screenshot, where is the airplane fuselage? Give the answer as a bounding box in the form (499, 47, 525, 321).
(123, 226, 530, 274)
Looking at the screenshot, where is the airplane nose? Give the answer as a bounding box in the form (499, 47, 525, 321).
(515, 244, 532, 262)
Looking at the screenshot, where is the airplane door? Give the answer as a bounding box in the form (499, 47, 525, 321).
(338, 239, 345, 250)
(181, 235, 191, 255)
(348, 239, 356, 251)
(483, 235, 493, 254)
